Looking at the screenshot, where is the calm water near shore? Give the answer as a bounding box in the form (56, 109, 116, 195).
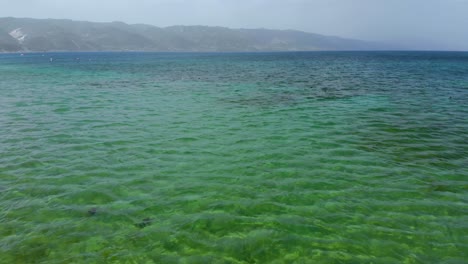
(0, 51, 467, 263)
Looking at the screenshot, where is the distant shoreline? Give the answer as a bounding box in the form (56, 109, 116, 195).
(0, 17, 393, 53)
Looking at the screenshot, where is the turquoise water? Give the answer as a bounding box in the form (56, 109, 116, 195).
(0, 52, 467, 263)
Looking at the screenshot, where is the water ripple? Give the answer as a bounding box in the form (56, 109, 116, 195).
(0, 52, 467, 263)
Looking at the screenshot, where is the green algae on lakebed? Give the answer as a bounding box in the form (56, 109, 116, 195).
(0, 51, 467, 263)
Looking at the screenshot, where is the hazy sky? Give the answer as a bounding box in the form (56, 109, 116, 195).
(1, 0, 467, 50)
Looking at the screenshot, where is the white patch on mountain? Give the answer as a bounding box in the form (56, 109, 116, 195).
(9, 28, 27, 43)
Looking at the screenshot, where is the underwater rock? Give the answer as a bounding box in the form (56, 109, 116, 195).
(88, 207, 97, 216)
(135, 218, 153, 228)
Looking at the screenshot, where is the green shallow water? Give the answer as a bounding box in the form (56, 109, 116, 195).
(0, 52, 467, 263)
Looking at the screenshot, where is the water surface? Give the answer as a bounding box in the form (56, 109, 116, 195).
(0, 52, 467, 263)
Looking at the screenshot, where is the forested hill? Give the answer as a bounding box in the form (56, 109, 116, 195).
(0, 17, 387, 52)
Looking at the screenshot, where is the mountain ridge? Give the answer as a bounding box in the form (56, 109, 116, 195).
(0, 17, 390, 52)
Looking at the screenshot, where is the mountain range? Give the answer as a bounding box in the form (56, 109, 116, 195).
(0, 17, 390, 52)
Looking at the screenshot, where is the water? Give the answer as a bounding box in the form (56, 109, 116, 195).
(0, 52, 467, 263)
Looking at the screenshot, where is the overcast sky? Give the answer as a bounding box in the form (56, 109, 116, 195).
(1, 0, 467, 50)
